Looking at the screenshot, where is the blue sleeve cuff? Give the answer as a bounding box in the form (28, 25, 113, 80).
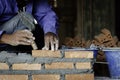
(44, 26, 57, 35)
(0, 31, 5, 39)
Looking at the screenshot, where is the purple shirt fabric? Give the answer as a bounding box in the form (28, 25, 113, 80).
(0, 0, 58, 37)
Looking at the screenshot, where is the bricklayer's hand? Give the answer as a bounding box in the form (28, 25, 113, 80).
(42, 32, 59, 51)
(0, 30, 35, 46)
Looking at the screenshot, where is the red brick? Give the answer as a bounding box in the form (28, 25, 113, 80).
(0, 63, 9, 70)
(0, 75, 28, 80)
(32, 50, 61, 58)
(65, 74, 94, 80)
(76, 62, 91, 69)
(45, 62, 74, 69)
(65, 51, 93, 58)
(12, 63, 41, 70)
(32, 74, 60, 80)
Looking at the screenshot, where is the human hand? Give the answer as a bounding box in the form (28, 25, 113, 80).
(0, 30, 35, 46)
(42, 32, 59, 51)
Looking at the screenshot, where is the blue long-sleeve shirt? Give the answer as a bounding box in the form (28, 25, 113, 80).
(0, 0, 58, 37)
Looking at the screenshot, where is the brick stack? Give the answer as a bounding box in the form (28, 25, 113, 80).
(63, 28, 120, 48)
(63, 37, 88, 48)
(0, 50, 94, 80)
(92, 28, 117, 47)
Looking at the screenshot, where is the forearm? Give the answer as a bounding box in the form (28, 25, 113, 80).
(32, 0, 59, 35)
(40, 11, 59, 35)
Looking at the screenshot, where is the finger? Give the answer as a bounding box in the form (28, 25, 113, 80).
(21, 33, 34, 40)
(42, 46, 46, 50)
(55, 40, 59, 50)
(44, 37, 50, 50)
(23, 29, 33, 35)
(50, 38, 55, 51)
(42, 46, 48, 50)
(42, 46, 49, 50)
(11, 41, 20, 46)
(19, 37, 33, 44)
(18, 41, 31, 45)
(54, 38, 59, 50)
(21, 30, 34, 39)
(49, 35, 54, 51)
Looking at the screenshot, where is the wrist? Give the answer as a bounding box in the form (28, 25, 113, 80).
(0, 34, 10, 44)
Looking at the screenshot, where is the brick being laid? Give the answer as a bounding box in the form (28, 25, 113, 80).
(32, 50, 61, 58)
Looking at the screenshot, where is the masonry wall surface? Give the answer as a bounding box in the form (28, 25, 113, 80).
(0, 50, 94, 80)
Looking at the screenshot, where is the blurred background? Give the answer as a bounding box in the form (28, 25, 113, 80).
(50, 0, 120, 46)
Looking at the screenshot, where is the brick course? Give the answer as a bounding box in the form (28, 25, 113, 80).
(0, 50, 94, 80)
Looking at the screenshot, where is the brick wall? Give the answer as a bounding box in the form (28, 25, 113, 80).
(0, 50, 94, 80)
